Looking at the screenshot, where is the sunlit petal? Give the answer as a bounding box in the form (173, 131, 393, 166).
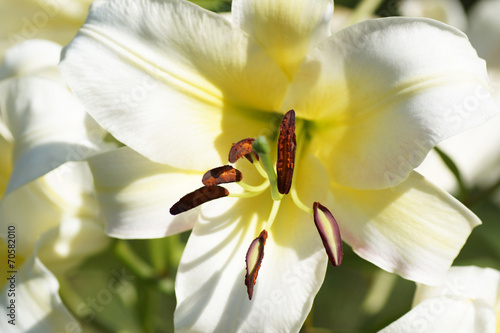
(174, 195, 326, 332)
(328, 171, 480, 285)
(0, 75, 103, 194)
(88, 147, 206, 238)
(285, 18, 498, 190)
(60, 0, 290, 171)
(232, 0, 333, 78)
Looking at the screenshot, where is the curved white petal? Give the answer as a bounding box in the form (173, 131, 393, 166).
(232, 0, 333, 78)
(175, 194, 326, 332)
(0, 75, 103, 194)
(468, 0, 500, 69)
(381, 296, 496, 333)
(328, 171, 480, 285)
(0, 255, 80, 333)
(88, 147, 206, 238)
(60, 0, 290, 171)
(0, 39, 62, 80)
(382, 266, 500, 333)
(413, 266, 500, 307)
(284, 17, 498, 190)
(399, 0, 468, 31)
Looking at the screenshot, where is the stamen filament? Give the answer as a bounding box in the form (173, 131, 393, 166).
(252, 136, 282, 201)
(228, 191, 263, 198)
(253, 158, 268, 179)
(290, 186, 313, 215)
(237, 180, 269, 193)
(263, 199, 281, 230)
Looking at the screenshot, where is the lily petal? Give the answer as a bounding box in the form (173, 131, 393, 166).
(174, 195, 326, 332)
(60, 0, 290, 171)
(381, 295, 496, 333)
(0, 39, 61, 80)
(0, 255, 80, 333)
(328, 171, 480, 285)
(88, 147, 206, 239)
(399, 0, 468, 32)
(468, 0, 500, 69)
(413, 266, 500, 308)
(284, 17, 498, 190)
(0, 75, 103, 194)
(382, 266, 500, 333)
(232, 0, 333, 78)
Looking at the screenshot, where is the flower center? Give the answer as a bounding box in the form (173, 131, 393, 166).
(170, 110, 343, 300)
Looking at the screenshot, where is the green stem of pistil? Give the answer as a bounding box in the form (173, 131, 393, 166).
(252, 136, 283, 201)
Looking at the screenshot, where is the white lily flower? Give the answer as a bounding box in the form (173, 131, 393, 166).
(0, 0, 96, 53)
(0, 39, 111, 332)
(381, 265, 500, 333)
(399, 0, 468, 32)
(60, 0, 499, 331)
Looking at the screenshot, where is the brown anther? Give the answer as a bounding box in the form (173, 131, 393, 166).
(244, 230, 268, 300)
(169, 186, 229, 215)
(229, 138, 259, 163)
(202, 165, 243, 186)
(276, 110, 296, 195)
(313, 202, 343, 266)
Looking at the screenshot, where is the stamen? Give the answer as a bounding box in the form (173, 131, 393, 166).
(276, 110, 296, 195)
(244, 230, 268, 300)
(229, 138, 259, 163)
(202, 165, 242, 186)
(170, 186, 229, 215)
(313, 202, 343, 266)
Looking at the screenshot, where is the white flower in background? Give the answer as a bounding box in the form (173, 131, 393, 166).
(381, 265, 500, 333)
(401, 0, 500, 193)
(0, 39, 111, 332)
(0, 0, 97, 53)
(60, 0, 498, 331)
(399, 0, 468, 32)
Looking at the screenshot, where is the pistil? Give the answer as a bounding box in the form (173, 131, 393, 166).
(252, 136, 282, 201)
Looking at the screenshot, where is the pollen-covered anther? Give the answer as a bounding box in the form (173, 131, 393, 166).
(313, 202, 343, 266)
(276, 110, 296, 195)
(244, 229, 268, 300)
(229, 138, 259, 163)
(169, 185, 229, 215)
(202, 165, 242, 186)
